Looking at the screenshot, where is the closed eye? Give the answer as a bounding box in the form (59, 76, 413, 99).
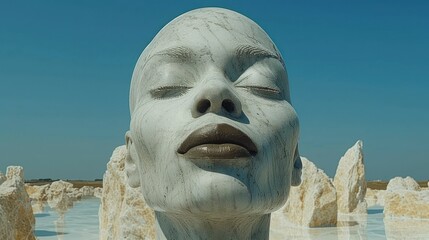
(237, 86, 282, 99)
(150, 86, 191, 99)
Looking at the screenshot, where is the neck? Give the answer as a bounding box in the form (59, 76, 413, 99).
(154, 211, 270, 240)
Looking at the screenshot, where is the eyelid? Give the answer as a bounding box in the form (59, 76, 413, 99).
(150, 85, 192, 99)
(237, 85, 281, 94)
(237, 85, 283, 100)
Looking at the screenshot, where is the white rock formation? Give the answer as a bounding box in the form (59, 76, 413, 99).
(272, 157, 337, 227)
(94, 187, 103, 198)
(376, 190, 386, 206)
(67, 187, 83, 201)
(365, 188, 377, 207)
(333, 140, 367, 214)
(384, 189, 429, 219)
(0, 205, 13, 240)
(0, 172, 6, 185)
(47, 180, 74, 214)
(99, 146, 155, 240)
(0, 167, 36, 240)
(25, 183, 50, 201)
(80, 186, 95, 198)
(386, 176, 420, 191)
(25, 184, 50, 213)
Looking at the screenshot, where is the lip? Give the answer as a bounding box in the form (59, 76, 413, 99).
(177, 123, 257, 159)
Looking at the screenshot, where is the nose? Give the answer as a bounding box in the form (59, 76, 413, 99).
(192, 82, 242, 118)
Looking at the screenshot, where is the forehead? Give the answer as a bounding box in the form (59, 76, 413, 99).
(146, 8, 279, 58)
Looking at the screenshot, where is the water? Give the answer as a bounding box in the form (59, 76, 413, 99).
(35, 198, 99, 240)
(35, 200, 429, 239)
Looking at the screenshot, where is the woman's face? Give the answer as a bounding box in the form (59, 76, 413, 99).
(127, 8, 300, 217)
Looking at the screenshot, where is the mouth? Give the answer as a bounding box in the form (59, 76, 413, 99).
(177, 123, 257, 159)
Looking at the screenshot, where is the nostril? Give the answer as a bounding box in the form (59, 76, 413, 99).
(222, 99, 235, 113)
(197, 99, 211, 113)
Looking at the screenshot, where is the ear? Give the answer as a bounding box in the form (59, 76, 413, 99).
(125, 131, 141, 188)
(291, 145, 302, 186)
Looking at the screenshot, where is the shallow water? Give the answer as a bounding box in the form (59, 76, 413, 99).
(35, 198, 99, 240)
(35, 199, 429, 239)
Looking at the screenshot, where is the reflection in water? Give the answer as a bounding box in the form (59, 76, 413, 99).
(385, 217, 429, 239)
(34, 202, 429, 239)
(35, 198, 99, 240)
(337, 214, 369, 240)
(270, 206, 388, 240)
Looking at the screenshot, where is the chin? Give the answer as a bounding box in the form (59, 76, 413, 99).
(146, 170, 257, 216)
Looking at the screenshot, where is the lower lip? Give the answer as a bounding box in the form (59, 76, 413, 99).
(181, 144, 254, 159)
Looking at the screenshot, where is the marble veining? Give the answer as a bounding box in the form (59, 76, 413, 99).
(125, 7, 301, 240)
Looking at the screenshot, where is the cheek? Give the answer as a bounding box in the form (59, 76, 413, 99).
(248, 102, 299, 195)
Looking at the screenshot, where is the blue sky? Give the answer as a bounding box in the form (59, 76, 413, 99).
(1, 1, 428, 181)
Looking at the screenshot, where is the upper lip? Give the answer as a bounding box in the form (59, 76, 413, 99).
(177, 123, 257, 156)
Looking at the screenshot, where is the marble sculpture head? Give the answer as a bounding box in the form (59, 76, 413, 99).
(126, 7, 302, 239)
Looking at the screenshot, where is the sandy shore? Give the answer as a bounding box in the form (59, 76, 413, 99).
(25, 180, 103, 188)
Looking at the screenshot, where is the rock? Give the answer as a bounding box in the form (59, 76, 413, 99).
(333, 140, 367, 214)
(47, 180, 74, 214)
(376, 190, 386, 206)
(365, 188, 387, 207)
(94, 187, 103, 198)
(384, 190, 429, 219)
(99, 146, 155, 240)
(67, 187, 83, 201)
(31, 200, 45, 214)
(0, 172, 6, 185)
(48, 180, 73, 193)
(272, 157, 337, 227)
(365, 188, 377, 207)
(25, 183, 50, 201)
(386, 176, 420, 191)
(0, 166, 36, 240)
(80, 186, 95, 198)
(0, 205, 13, 240)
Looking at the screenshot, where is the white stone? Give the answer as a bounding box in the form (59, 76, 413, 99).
(67, 187, 83, 201)
(386, 176, 420, 191)
(25, 183, 50, 201)
(0, 171, 6, 185)
(47, 180, 74, 214)
(99, 146, 155, 240)
(94, 187, 103, 198)
(384, 189, 429, 219)
(365, 188, 377, 207)
(376, 190, 386, 206)
(0, 166, 36, 240)
(272, 157, 337, 227)
(80, 186, 95, 198)
(48, 180, 73, 193)
(333, 140, 367, 214)
(0, 205, 13, 240)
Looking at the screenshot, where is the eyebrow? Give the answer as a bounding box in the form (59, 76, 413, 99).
(235, 45, 281, 62)
(149, 44, 283, 65)
(150, 46, 196, 62)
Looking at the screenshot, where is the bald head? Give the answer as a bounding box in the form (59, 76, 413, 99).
(129, 7, 288, 115)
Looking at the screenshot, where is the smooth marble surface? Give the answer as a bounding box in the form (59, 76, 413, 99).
(35, 200, 429, 239)
(126, 7, 301, 239)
